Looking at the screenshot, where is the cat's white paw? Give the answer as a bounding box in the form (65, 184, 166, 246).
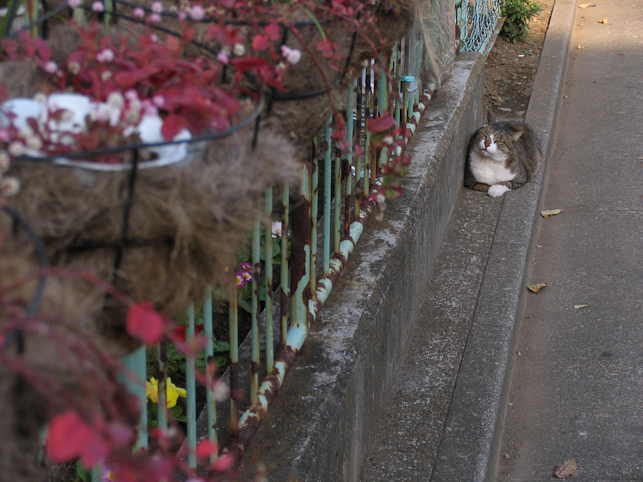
(488, 185, 510, 197)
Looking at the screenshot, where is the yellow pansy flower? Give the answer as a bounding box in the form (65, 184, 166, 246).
(146, 377, 187, 408)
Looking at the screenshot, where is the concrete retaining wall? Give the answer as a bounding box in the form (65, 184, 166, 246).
(239, 51, 486, 482)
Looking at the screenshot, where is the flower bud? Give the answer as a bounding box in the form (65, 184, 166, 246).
(0, 176, 20, 196)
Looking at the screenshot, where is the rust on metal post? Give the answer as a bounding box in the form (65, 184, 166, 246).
(310, 197, 377, 316)
(225, 345, 297, 462)
(344, 156, 352, 236)
(310, 138, 319, 295)
(353, 78, 363, 223)
(290, 158, 313, 331)
(280, 186, 290, 347)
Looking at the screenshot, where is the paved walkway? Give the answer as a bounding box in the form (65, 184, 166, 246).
(362, 0, 642, 480)
(496, 1, 643, 480)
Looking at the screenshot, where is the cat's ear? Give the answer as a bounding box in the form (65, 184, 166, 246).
(509, 131, 524, 142)
(486, 111, 495, 125)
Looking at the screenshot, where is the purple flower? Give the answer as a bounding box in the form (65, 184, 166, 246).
(240, 262, 252, 272)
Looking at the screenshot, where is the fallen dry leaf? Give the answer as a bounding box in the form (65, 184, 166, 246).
(574, 304, 589, 309)
(577, 44, 585, 49)
(578, 2, 596, 7)
(527, 283, 547, 293)
(598, 18, 608, 24)
(553, 459, 578, 478)
(540, 209, 562, 218)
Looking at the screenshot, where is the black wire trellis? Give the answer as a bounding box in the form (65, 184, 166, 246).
(1, 206, 49, 352)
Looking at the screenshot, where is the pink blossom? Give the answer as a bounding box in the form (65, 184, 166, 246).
(150, 1, 163, 13)
(133, 7, 145, 18)
(142, 100, 158, 116)
(68, 0, 82, 8)
(96, 48, 114, 63)
(271, 221, 283, 238)
(217, 52, 229, 64)
(92, 1, 104, 12)
(150, 33, 159, 43)
(8, 141, 25, 156)
(152, 95, 165, 108)
(44, 60, 58, 73)
(280, 45, 302, 65)
(0, 177, 20, 196)
(189, 4, 205, 20)
(150, 12, 161, 22)
(178, 11, 187, 21)
(124, 89, 139, 101)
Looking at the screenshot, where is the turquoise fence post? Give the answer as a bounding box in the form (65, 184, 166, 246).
(251, 218, 261, 404)
(265, 188, 274, 374)
(323, 116, 332, 275)
(203, 287, 218, 467)
(185, 302, 197, 469)
(280, 186, 290, 346)
(229, 279, 239, 438)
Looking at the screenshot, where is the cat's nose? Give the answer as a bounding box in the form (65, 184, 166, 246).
(484, 139, 490, 147)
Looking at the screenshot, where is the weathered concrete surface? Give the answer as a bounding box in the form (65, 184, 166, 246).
(359, 187, 504, 481)
(238, 52, 486, 481)
(496, 1, 643, 480)
(429, 0, 578, 481)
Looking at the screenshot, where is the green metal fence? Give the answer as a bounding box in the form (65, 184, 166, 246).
(117, 27, 441, 474)
(458, 0, 504, 52)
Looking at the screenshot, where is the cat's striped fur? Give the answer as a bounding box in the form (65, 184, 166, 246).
(464, 113, 542, 197)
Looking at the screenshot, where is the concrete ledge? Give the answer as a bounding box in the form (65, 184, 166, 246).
(239, 52, 486, 481)
(430, 1, 578, 481)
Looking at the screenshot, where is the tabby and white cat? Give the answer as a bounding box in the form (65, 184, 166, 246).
(464, 113, 542, 197)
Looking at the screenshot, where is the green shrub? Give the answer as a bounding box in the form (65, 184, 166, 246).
(500, 0, 543, 43)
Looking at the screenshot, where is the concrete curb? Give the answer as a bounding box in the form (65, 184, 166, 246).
(239, 53, 486, 481)
(429, 1, 578, 481)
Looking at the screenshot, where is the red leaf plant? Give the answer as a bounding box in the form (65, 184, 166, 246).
(187, 0, 416, 202)
(0, 264, 237, 481)
(126, 302, 167, 346)
(0, 16, 283, 164)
